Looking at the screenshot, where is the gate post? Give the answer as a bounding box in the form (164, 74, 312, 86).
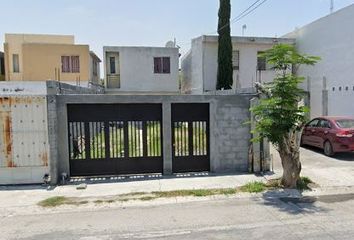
(162, 102, 172, 175)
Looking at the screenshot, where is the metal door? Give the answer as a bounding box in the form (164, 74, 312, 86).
(67, 104, 163, 176)
(171, 103, 210, 173)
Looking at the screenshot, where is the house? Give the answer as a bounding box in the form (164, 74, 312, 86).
(285, 4, 354, 118)
(181, 35, 295, 94)
(0, 52, 4, 81)
(103, 46, 179, 93)
(3, 33, 101, 86)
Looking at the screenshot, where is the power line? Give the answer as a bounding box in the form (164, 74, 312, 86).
(214, 0, 269, 34)
(178, 0, 270, 48)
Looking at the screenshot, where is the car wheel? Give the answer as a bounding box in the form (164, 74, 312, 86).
(324, 141, 334, 157)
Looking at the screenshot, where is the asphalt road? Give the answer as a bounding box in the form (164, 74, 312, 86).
(1, 192, 354, 240)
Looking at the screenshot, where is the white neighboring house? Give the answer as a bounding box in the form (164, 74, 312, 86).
(103, 46, 179, 93)
(285, 4, 354, 118)
(181, 35, 295, 94)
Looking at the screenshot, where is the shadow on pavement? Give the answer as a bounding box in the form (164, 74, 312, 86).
(261, 190, 329, 215)
(301, 145, 354, 161)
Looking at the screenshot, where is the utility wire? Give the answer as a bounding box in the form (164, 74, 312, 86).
(178, 0, 270, 48)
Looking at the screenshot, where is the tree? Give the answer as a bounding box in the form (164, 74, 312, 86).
(251, 44, 320, 188)
(217, 0, 233, 90)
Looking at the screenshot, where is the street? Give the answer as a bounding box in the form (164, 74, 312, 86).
(1, 192, 354, 240)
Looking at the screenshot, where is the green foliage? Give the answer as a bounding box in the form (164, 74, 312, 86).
(251, 44, 320, 146)
(240, 181, 266, 193)
(296, 176, 313, 191)
(217, 0, 233, 90)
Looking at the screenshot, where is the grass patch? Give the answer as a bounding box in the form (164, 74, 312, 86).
(297, 176, 313, 191)
(38, 196, 68, 207)
(240, 181, 266, 193)
(153, 188, 237, 198)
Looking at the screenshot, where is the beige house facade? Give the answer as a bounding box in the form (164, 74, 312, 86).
(3, 33, 100, 86)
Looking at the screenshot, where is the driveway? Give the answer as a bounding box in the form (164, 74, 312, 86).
(271, 145, 354, 189)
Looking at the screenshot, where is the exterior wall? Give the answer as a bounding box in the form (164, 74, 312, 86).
(21, 43, 90, 82)
(4, 34, 74, 81)
(104, 46, 179, 92)
(53, 94, 257, 183)
(89, 54, 101, 85)
(0, 82, 50, 184)
(286, 4, 354, 118)
(181, 36, 295, 94)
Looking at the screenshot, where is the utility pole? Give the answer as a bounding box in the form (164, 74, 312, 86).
(242, 24, 247, 36)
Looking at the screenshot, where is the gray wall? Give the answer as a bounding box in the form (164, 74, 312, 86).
(49, 94, 257, 183)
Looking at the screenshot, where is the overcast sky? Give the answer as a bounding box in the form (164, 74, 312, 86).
(1, 0, 354, 59)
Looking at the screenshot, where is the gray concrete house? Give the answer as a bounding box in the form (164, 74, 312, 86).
(103, 46, 179, 93)
(181, 35, 295, 94)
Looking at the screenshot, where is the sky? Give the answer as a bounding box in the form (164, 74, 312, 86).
(1, 0, 354, 61)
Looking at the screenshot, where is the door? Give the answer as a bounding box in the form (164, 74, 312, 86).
(67, 104, 163, 176)
(171, 103, 210, 173)
(303, 119, 320, 146)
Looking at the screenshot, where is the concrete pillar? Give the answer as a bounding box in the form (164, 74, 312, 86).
(250, 97, 261, 173)
(162, 102, 172, 175)
(46, 94, 59, 184)
(322, 90, 328, 116)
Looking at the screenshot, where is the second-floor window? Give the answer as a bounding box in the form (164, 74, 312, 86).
(232, 51, 239, 70)
(257, 51, 267, 71)
(109, 57, 116, 74)
(154, 57, 170, 74)
(13, 54, 19, 73)
(61, 55, 80, 73)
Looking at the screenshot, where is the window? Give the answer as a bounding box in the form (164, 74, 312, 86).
(232, 51, 239, 70)
(61, 56, 80, 73)
(0, 57, 4, 75)
(61, 56, 71, 73)
(13, 54, 19, 73)
(319, 119, 331, 128)
(257, 52, 266, 71)
(92, 59, 98, 76)
(307, 119, 319, 127)
(154, 57, 170, 74)
(109, 57, 116, 74)
(71, 56, 80, 73)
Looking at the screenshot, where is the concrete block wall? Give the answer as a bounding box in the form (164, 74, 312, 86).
(48, 94, 260, 183)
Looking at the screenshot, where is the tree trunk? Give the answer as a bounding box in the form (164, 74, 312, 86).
(278, 132, 302, 188)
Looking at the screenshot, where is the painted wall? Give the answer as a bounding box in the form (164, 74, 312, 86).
(104, 46, 179, 92)
(21, 43, 90, 82)
(181, 36, 295, 94)
(286, 4, 354, 118)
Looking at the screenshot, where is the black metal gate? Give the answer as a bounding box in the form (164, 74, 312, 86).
(67, 104, 163, 176)
(171, 103, 210, 173)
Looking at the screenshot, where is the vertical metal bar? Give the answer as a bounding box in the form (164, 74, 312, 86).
(84, 122, 90, 160)
(188, 121, 193, 157)
(124, 121, 129, 158)
(143, 121, 147, 157)
(104, 122, 109, 159)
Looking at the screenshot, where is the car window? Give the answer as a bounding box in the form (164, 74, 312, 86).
(318, 119, 331, 128)
(307, 119, 319, 127)
(336, 119, 354, 128)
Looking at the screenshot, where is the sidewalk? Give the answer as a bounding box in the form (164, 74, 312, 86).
(0, 173, 266, 209)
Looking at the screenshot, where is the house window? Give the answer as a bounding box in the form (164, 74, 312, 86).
(93, 59, 98, 76)
(13, 54, 19, 73)
(257, 51, 266, 71)
(0, 57, 4, 75)
(232, 51, 240, 70)
(109, 57, 116, 74)
(61, 56, 80, 73)
(71, 56, 80, 73)
(61, 56, 71, 72)
(154, 57, 170, 74)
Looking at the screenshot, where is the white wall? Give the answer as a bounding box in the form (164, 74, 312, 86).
(104, 46, 179, 92)
(182, 36, 294, 94)
(287, 4, 354, 118)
